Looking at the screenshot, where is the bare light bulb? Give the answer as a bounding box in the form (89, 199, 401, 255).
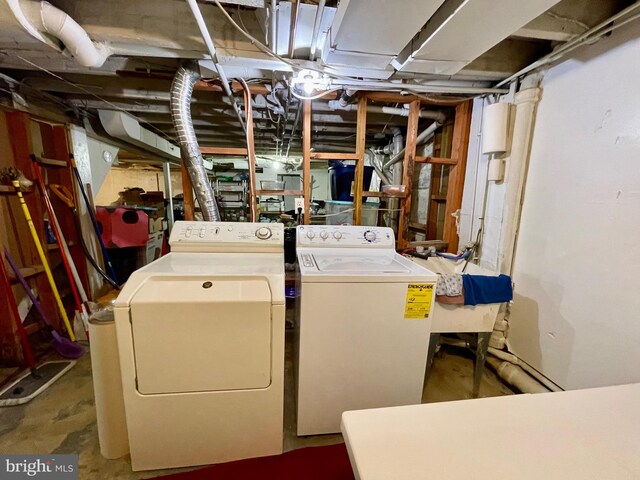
(302, 76, 315, 94)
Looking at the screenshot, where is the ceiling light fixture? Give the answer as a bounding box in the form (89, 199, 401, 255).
(292, 69, 329, 95)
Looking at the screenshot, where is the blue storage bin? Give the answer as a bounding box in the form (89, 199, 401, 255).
(329, 164, 375, 201)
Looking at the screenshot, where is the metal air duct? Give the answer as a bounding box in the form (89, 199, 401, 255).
(170, 64, 221, 222)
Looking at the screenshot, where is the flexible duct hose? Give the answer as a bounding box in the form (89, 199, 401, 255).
(170, 64, 221, 221)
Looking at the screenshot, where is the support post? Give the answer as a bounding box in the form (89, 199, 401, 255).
(443, 100, 473, 253)
(302, 100, 311, 224)
(243, 88, 258, 222)
(397, 100, 420, 249)
(180, 161, 195, 221)
(353, 95, 367, 225)
(163, 162, 175, 231)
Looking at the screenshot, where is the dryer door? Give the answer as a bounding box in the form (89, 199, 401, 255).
(129, 276, 272, 394)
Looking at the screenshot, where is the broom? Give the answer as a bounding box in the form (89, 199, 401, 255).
(0, 249, 75, 406)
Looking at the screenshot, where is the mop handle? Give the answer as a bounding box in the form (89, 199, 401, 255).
(4, 248, 52, 328)
(69, 157, 119, 285)
(32, 161, 85, 318)
(11, 180, 76, 342)
(0, 250, 37, 370)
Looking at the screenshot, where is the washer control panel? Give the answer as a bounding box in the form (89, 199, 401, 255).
(296, 225, 395, 248)
(170, 221, 283, 252)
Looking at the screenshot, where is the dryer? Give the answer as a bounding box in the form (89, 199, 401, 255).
(295, 225, 438, 436)
(113, 221, 285, 471)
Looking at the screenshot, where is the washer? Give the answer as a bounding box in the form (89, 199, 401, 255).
(113, 221, 285, 471)
(295, 225, 438, 436)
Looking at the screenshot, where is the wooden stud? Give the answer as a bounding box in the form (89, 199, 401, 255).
(415, 156, 458, 165)
(256, 190, 304, 196)
(362, 191, 407, 198)
(194, 80, 270, 96)
(353, 96, 367, 225)
(309, 152, 359, 160)
(443, 100, 473, 253)
(200, 146, 249, 156)
(302, 100, 312, 225)
(365, 92, 467, 107)
(397, 100, 421, 249)
(180, 161, 195, 221)
(426, 163, 443, 239)
(243, 88, 258, 222)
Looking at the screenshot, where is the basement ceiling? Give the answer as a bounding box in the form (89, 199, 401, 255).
(0, 0, 632, 157)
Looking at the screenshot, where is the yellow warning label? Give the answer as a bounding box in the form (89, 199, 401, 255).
(404, 283, 435, 319)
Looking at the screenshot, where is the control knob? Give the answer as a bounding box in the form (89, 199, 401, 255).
(255, 227, 272, 240)
(306, 230, 316, 239)
(333, 231, 343, 240)
(320, 231, 329, 240)
(364, 230, 377, 243)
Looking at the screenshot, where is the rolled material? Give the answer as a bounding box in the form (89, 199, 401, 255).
(170, 64, 221, 222)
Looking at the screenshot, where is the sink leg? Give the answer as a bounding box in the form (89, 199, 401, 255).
(473, 332, 491, 398)
(424, 333, 441, 390)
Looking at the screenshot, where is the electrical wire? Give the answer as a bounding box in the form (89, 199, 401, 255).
(211, 0, 355, 81)
(290, 87, 342, 101)
(15, 54, 176, 143)
(310, 206, 403, 219)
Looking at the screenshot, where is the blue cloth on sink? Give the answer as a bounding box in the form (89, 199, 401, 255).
(462, 274, 513, 306)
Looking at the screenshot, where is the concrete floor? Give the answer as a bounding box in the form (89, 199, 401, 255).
(0, 335, 512, 479)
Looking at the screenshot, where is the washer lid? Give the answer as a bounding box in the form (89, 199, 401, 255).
(298, 248, 439, 283)
(313, 253, 411, 273)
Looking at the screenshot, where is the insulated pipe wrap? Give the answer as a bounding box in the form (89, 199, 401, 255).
(170, 65, 221, 221)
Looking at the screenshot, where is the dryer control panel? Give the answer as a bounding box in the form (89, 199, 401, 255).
(170, 221, 283, 252)
(296, 225, 395, 248)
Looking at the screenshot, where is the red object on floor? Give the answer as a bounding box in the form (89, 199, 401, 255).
(151, 443, 355, 480)
(96, 206, 149, 247)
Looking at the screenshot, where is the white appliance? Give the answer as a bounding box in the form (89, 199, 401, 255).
(295, 225, 438, 436)
(112, 221, 285, 471)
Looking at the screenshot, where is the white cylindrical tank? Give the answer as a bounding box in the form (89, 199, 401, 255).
(89, 310, 129, 459)
(482, 102, 511, 154)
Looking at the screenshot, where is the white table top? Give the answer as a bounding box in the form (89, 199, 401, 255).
(341, 383, 640, 480)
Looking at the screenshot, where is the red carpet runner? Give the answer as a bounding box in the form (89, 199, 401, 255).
(151, 443, 355, 480)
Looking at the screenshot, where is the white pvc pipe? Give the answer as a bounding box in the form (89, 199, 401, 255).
(309, 0, 326, 61)
(15, 0, 109, 67)
(497, 1, 640, 87)
(497, 86, 541, 275)
(486, 357, 549, 394)
(329, 102, 446, 123)
(488, 347, 562, 392)
(186, 0, 247, 134)
(270, 0, 278, 52)
(383, 121, 441, 168)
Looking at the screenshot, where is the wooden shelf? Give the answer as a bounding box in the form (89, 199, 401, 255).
(415, 156, 457, 165)
(36, 156, 68, 167)
(431, 195, 447, 202)
(363, 191, 407, 198)
(310, 152, 359, 161)
(46, 241, 77, 251)
(407, 240, 449, 250)
(0, 185, 33, 194)
(256, 189, 303, 196)
(9, 265, 45, 285)
(24, 322, 45, 336)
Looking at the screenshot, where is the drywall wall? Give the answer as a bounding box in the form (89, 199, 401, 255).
(95, 166, 182, 205)
(459, 96, 513, 272)
(507, 21, 640, 389)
